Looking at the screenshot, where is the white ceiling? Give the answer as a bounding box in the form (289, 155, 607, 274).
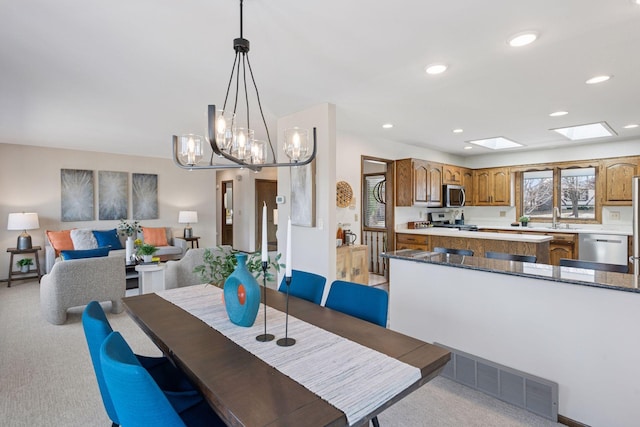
(1, 0, 639, 159)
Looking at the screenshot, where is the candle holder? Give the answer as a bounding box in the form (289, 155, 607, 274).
(276, 276, 296, 347)
(256, 261, 274, 342)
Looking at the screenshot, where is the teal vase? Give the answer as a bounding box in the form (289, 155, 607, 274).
(223, 253, 260, 327)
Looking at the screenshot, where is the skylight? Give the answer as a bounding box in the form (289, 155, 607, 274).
(466, 137, 523, 150)
(551, 122, 616, 141)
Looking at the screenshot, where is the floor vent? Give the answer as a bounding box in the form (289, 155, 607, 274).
(435, 343, 558, 421)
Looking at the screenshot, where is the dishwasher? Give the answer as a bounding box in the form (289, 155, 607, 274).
(579, 233, 628, 266)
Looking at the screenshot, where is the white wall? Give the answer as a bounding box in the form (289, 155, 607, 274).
(0, 143, 217, 280)
(276, 104, 336, 294)
(389, 258, 640, 427)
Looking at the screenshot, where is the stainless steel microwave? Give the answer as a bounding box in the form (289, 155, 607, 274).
(444, 185, 466, 207)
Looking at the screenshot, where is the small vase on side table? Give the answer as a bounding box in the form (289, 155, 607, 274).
(125, 236, 134, 262)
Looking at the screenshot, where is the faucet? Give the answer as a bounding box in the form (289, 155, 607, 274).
(552, 207, 561, 229)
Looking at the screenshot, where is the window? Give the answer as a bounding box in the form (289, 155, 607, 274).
(364, 175, 385, 228)
(560, 167, 595, 219)
(520, 165, 597, 222)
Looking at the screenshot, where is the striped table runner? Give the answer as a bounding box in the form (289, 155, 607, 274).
(158, 285, 421, 426)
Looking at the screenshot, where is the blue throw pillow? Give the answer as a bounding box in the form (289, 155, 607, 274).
(60, 247, 111, 260)
(92, 229, 123, 250)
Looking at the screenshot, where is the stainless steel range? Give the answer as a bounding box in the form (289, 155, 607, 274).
(428, 212, 478, 231)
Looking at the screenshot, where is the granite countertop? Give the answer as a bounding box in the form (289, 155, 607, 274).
(396, 227, 553, 243)
(382, 249, 640, 293)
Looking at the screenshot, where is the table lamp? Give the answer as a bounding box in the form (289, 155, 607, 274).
(8, 212, 40, 250)
(178, 211, 198, 238)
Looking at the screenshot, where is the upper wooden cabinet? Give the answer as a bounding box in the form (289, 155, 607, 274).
(472, 167, 511, 206)
(396, 159, 443, 207)
(601, 157, 639, 205)
(443, 164, 462, 184)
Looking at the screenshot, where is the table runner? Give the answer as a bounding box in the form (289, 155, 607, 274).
(158, 285, 421, 426)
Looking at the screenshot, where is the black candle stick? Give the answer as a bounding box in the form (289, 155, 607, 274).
(276, 275, 296, 347)
(256, 261, 275, 342)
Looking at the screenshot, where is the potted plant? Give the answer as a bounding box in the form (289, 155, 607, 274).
(519, 215, 530, 227)
(193, 246, 284, 287)
(137, 243, 158, 263)
(16, 258, 33, 273)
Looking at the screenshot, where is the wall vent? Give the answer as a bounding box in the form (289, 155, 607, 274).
(435, 343, 558, 421)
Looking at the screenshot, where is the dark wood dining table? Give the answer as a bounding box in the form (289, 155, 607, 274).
(122, 287, 450, 427)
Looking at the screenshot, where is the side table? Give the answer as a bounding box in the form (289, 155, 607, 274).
(178, 236, 200, 249)
(135, 263, 166, 295)
(7, 246, 42, 287)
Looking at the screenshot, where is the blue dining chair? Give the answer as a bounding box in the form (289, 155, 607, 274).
(325, 280, 388, 426)
(278, 269, 327, 304)
(100, 331, 225, 427)
(325, 280, 388, 328)
(485, 251, 537, 263)
(82, 301, 199, 426)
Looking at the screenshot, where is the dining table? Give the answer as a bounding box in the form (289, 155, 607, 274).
(122, 284, 450, 427)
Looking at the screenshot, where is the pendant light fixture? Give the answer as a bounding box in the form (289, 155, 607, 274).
(173, 0, 316, 171)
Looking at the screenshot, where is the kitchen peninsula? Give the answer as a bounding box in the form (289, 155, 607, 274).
(396, 227, 553, 264)
(383, 250, 640, 427)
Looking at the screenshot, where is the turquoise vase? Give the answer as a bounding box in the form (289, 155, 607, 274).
(223, 253, 261, 327)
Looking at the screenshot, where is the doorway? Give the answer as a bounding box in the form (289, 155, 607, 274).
(221, 181, 233, 246)
(361, 156, 395, 281)
(255, 179, 278, 251)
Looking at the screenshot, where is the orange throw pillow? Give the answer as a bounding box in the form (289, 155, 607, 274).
(142, 227, 169, 247)
(47, 229, 74, 256)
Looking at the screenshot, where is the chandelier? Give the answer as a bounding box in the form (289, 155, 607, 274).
(172, 0, 316, 171)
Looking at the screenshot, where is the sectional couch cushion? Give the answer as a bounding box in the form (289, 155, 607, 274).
(70, 229, 99, 250)
(60, 247, 111, 260)
(46, 229, 74, 256)
(92, 229, 123, 250)
(142, 227, 169, 247)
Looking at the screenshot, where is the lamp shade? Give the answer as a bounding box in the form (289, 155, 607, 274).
(178, 211, 198, 224)
(7, 213, 40, 231)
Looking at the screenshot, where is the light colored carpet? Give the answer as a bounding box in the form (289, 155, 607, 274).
(0, 280, 563, 427)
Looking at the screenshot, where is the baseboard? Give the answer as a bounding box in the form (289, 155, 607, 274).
(557, 414, 590, 427)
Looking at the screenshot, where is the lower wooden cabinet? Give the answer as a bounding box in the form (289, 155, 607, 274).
(395, 233, 429, 250)
(336, 245, 369, 285)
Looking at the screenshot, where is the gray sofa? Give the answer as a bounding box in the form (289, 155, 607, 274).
(44, 227, 187, 273)
(40, 256, 125, 325)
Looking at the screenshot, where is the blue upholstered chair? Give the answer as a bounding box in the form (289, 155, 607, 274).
(277, 269, 327, 305)
(559, 258, 629, 273)
(485, 251, 537, 263)
(325, 280, 388, 328)
(100, 331, 224, 427)
(325, 280, 388, 426)
(433, 247, 474, 256)
(82, 301, 199, 426)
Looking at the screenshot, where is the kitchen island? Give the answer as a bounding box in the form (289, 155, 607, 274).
(383, 249, 640, 427)
(396, 227, 553, 264)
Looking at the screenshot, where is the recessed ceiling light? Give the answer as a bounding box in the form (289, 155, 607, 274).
(508, 31, 538, 47)
(586, 75, 611, 84)
(463, 145, 473, 150)
(425, 64, 447, 75)
(623, 124, 639, 129)
(551, 122, 616, 140)
(467, 137, 523, 150)
(549, 111, 568, 117)
(382, 123, 393, 129)
(452, 128, 464, 133)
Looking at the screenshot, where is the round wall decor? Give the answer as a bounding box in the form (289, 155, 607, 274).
(336, 181, 353, 207)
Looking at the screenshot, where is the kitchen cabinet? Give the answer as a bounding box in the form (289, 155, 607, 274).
(396, 233, 429, 250)
(601, 157, 639, 205)
(472, 167, 511, 206)
(336, 245, 369, 284)
(395, 159, 443, 207)
(443, 165, 463, 185)
(547, 233, 576, 266)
